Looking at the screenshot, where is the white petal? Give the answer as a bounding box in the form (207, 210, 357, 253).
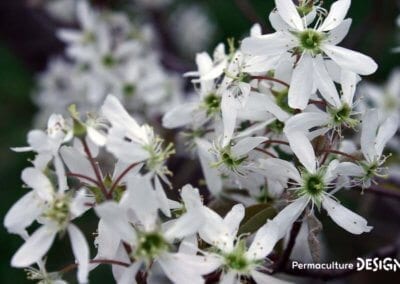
(285, 131, 316, 173)
(361, 110, 379, 161)
(221, 92, 239, 147)
(241, 32, 295, 56)
(273, 196, 309, 239)
(4, 191, 42, 236)
(313, 55, 341, 107)
(269, 10, 291, 32)
(118, 262, 141, 284)
(154, 177, 171, 218)
(158, 253, 208, 284)
(247, 221, 279, 260)
(68, 224, 90, 283)
(60, 146, 96, 183)
(220, 271, 238, 284)
(11, 226, 56, 267)
(21, 167, 53, 202)
(275, 0, 304, 31)
(223, 204, 245, 236)
(196, 139, 222, 196)
(94, 220, 121, 261)
(322, 196, 373, 234)
(325, 19, 352, 45)
(231, 136, 266, 157)
(162, 103, 198, 129)
(318, 0, 351, 31)
(94, 202, 136, 243)
(375, 114, 399, 157)
(259, 158, 301, 183)
(323, 45, 378, 75)
(341, 70, 358, 105)
(288, 54, 314, 110)
(87, 127, 106, 146)
(284, 111, 330, 133)
(334, 162, 364, 177)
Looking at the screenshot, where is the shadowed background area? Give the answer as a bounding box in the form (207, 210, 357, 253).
(0, 0, 399, 283)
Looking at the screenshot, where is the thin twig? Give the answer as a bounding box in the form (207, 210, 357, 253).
(263, 139, 290, 146)
(67, 173, 101, 187)
(252, 76, 290, 88)
(255, 147, 278, 158)
(108, 162, 139, 198)
(321, 149, 360, 162)
(81, 138, 108, 198)
(60, 259, 130, 274)
(353, 184, 400, 201)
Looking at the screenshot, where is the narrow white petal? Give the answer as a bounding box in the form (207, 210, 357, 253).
(223, 204, 245, 236)
(162, 103, 198, 129)
(94, 202, 136, 243)
(286, 131, 317, 173)
(375, 114, 399, 157)
(313, 55, 341, 108)
(4, 191, 42, 236)
(318, 0, 351, 31)
(341, 70, 358, 105)
(259, 158, 302, 183)
(118, 262, 141, 284)
(68, 224, 90, 283)
(269, 10, 291, 32)
(231, 136, 266, 157)
(288, 54, 314, 110)
(247, 221, 279, 260)
(275, 0, 304, 31)
(154, 177, 171, 218)
(221, 92, 239, 147)
(220, 271, 238, 284)
(11, 226, 56, 267)
(323, 45, 378, 75)
(196, 139, 222, 196)
(273, 196, 309, 239)
(325, 19, 352, 45)
(361, 110, 379, 161)
(21, 167, 53, 202)
(60, 146, 96, 182)
(322, 196, 373, 234)
(241, 32, 295, 56)
(284, 112, 330, 133)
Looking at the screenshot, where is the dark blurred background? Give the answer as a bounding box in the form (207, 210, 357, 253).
(0, 0, 399, 283)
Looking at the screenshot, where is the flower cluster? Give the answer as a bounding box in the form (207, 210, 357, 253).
(4, 1, 399, 283)
(34, 0, 183, 126)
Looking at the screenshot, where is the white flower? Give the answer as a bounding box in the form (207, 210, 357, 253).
(8, 167, 90, 283)
(260, 131, 372, 237)
(94, 181, 209, 284)
(242, 0, 377, 109)
(196, 204, 288, 284)
(101, 95, 174, 182)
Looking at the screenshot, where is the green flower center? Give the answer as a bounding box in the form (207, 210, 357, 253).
(102, 54, 116, 67)
(219, 149, 247, 171)
(123, 84, 136, 97)
(43, 197, 70, 227)
(135, 232, 168, 260)
(298, 170, 326, 208)
(268, 120, 285, 134)
(299, 29, 323, 53)
(225, 252, 249, 271)
(329, 104, 359, 128)
(203, 93, 221, 116)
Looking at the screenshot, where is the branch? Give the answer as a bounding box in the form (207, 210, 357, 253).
(81, 138, 109, 198)
(108, 162, 139, 198)
(252, 76, 290, 88)
(60, 259, 130, 274)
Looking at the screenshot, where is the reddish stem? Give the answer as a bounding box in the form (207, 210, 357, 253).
(255, 147, 278, 158)
(252, 76, 290, 88)
(60, 259, 130, 274)
(322, 149, 360, 162)
(108, 163, 139, 198)
(67, 173, 101, 187)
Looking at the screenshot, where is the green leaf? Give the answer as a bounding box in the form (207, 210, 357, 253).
(238, 204, 276, 235)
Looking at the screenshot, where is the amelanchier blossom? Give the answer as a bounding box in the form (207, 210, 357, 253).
(5, 0, 398, 283)
(241, 0, 377, 109)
